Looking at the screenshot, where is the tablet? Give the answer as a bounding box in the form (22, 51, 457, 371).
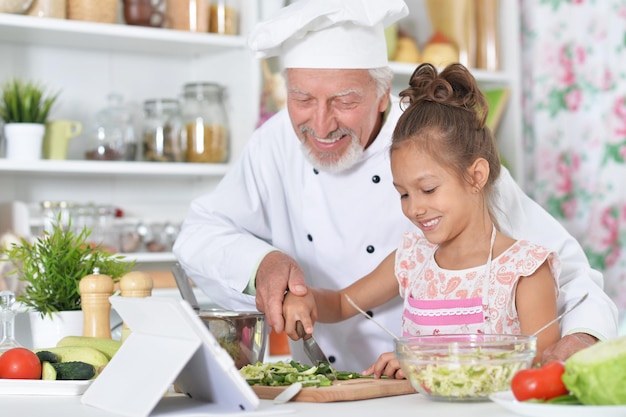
(81, 296, 260, 417)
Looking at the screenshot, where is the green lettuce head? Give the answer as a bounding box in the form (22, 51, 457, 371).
(562, 336, 626, 405)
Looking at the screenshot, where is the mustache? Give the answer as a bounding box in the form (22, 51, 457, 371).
(299, 125, 355, 141)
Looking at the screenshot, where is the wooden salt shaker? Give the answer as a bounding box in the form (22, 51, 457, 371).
(119, 271, 153, 341)
(79, 268, 115, 339)
(119, 271, 154, 299)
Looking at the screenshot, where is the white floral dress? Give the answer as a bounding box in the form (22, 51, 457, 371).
(395, 231, 561, 336)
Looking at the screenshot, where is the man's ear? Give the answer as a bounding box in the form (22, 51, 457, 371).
(378, 88, 391, 113)
(469, 157, 490, 192)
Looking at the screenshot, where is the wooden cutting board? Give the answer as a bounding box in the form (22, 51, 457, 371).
(252, 378, 416, 403)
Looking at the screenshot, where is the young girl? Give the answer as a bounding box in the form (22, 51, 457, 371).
(282, 63, 561, 377)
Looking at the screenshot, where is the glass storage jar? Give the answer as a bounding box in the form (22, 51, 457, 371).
(27, 0, 66, 18)
(180, 82, 230, 163)
(71, 203, 119, 252)
(41, 200, 76, 233)
(142, 98, 183, 162)
(209, 0, 239, 35)
(85, 93, 137, 161)
(165, 0, 209, 32)
(92, 204, 119, 252)
(72, 202, 96, 236)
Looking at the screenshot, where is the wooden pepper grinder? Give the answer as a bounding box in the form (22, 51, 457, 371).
(119, 271, 153, 342)
(79, 268, 115, 339)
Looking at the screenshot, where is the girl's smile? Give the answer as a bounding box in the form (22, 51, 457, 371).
(418, 216, 441, 231)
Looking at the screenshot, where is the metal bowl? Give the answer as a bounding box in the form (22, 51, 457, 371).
(197, 309, 267, 369)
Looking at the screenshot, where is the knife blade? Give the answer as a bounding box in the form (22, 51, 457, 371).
(295, 321, 330, 365)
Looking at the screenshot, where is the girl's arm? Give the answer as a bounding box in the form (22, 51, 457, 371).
(283, 250, 399, 339)
(325, 249, 399, 322)
(515, 261, 560, 364)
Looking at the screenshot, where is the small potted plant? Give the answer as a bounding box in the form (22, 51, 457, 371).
(0, 218, 134, 347)
(0, 77, 59, 160)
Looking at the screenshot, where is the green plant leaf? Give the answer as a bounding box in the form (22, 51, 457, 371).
(0, 215, 134, 317)
(0, 78, 59, 124)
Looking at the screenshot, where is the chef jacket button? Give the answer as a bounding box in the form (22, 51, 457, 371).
(307, 234, 313, 242)
(328, 355, 336, 364)
(313, 168, 319, 175)
(372, 175, 380, 183)
(366, 310, 374, 317)
(366, 245, 375, 253)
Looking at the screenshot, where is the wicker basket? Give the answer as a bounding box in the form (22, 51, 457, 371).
(67, 0, 118, 23)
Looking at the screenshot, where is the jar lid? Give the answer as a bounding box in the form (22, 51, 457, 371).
(40, 200, 76, 209)
(183, 82, 223, 90)
(183, 82, 226, 98)
(143, 98, 180, 113)
(96, 205, 116, 216)
(97, 93, 134, 125)
(143, 98, 180, 106)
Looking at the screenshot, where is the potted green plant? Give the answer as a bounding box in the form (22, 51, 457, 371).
(0, 77, 59, 160)
(0, 218, 134, 347)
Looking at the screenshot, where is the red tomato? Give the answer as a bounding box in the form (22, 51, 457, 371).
(0, 347, 42, 379)
(511, 361, 569, 402)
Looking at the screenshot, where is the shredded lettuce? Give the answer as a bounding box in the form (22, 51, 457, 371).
(401, 350, 528, 400)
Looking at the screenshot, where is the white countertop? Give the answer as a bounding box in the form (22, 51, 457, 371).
(0, 392, 522, 417)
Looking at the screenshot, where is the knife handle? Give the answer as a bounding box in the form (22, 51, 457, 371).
(295, 320, 311, 340)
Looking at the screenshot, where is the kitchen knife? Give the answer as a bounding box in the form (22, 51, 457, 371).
(295, 321, 330, 365)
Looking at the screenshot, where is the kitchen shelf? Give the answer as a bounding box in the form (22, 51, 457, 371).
(389, 61, 512, 87)
(0, 159, 230, 177)
(0, 13, 247, 56)
(121, 251, 177, 263)
(0, 4, 260, 271)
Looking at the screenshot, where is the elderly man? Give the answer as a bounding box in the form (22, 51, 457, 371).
(173, 0, 618, 372)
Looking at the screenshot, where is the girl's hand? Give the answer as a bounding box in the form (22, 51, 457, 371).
(282, 290, 318, 340)
(362, 352, 405, 379)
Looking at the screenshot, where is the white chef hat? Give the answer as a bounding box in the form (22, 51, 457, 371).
(248, 0, 409, 69)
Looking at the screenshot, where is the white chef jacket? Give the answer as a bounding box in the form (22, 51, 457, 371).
(173, 97, 618, 372)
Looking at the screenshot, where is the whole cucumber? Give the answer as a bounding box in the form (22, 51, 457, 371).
(36, 350, 60, 364)
(52, 361, 96, 380)
(56, 336, 122, 360)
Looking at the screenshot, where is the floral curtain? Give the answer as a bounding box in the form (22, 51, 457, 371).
(520, 0, 626, 319)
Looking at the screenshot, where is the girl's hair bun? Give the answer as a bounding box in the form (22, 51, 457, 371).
(399, 63, 487, 129)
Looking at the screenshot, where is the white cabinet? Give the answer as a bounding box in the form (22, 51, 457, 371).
(0, 6, 261, 269)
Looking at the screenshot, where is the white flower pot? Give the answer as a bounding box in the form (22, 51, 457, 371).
(21, 310, 84, 349)
(4, 123, 45, 160)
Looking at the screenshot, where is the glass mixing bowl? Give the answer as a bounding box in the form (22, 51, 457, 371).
(395, 333, 536, 402)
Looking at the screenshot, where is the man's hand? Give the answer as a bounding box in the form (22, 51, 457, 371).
(541, 333, 598, 363)
(255, 251, 307, 333)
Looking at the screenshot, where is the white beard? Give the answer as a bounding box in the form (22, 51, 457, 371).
(299, 127, 364, 174)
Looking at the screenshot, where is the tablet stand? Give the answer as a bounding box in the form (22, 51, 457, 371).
(81, 296, 260, 417)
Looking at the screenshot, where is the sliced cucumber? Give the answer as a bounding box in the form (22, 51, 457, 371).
(41, 361, 57, 380)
